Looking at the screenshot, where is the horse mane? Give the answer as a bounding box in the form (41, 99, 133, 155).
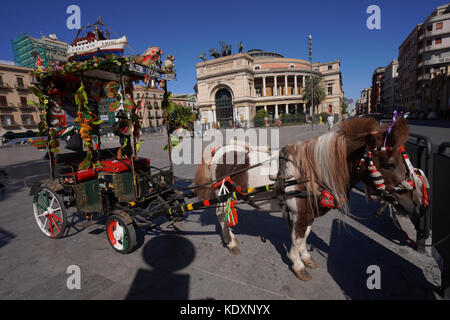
(293, 117, 381, 214)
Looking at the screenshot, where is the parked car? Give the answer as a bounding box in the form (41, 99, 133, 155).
(409, 112, 419, 120)
(426, 112, 438, 120)
(417, 112, 426, 120)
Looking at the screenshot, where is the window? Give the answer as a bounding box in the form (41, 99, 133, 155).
(20, 97, 27, 106)
(153, 94, 156, 98)
(254, 66, 260, 70)
(154, 101, 159, 108)
(427, 24, 433, 32)
(427, 39, 432, 46)
(328, 65, 332, 70)
(21, 114, 33, 124)
(436, 22, 443, 30)
(290, 64, 295, 68)
(435, 38, 442, 45)
(0, 75, 3, 84)
(0, 96, 7, 106)
(327, 83, 333, 95)
(16, 77, 24, 88)
(136, 93, 140, 99)
(1, 115, 14, 125)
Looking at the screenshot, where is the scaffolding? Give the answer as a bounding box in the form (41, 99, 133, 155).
(12, 33, 69, 69)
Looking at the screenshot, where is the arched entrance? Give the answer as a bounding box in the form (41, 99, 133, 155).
(215, 88, 233, 127)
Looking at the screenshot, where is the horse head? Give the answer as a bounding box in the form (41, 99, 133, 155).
(354, 117, 430, 219)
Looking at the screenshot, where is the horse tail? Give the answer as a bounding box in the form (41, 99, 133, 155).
(194, 158, 215, 201)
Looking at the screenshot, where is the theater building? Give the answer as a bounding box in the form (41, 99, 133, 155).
(195, 49, 344, 128)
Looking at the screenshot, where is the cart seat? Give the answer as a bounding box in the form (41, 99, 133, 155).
(59, 156, 150, 185)
(99, 158, 150, 173)
(74, 168, 97, 182)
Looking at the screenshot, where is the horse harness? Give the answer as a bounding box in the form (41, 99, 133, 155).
(356, 133, 430, 208)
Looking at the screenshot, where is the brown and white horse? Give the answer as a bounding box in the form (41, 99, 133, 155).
(194, 117, 429, 281)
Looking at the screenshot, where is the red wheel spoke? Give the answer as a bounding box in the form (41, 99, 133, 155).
(52, 214, 62, 222)
(48, 216, 54, 236)
(50, 215, 61, 233)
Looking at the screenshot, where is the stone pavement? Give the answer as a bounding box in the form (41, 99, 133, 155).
(0, 124, 443, 299)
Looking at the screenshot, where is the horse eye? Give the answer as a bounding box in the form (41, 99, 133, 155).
(381, 163, 396, 170)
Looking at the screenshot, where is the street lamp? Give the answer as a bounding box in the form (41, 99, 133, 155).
(308, 35, 314, 130)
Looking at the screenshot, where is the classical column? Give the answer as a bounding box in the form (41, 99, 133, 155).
(295, 104, 298, 114)
(263, 76, 266, 97)
(264, 105, 267, 112)
(285, 75, 288, 95)
(294, 75, 298, 95)
(275, 104, 279, 119)
(211, 105, 217, 124)
(285, 104, 289, 114)
(274, 76, 278, 96)
(303, 103, 306, 113)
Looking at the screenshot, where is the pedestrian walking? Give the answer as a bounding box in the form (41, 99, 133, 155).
(327, 114, 334, 131)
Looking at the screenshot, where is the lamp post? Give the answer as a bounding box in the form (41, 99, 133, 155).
(309, 35, 314, 130)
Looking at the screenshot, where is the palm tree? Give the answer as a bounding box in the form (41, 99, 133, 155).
(302, 76, 326, 115)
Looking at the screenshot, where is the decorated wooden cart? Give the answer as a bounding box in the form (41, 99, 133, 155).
(29, 20, 183, 253)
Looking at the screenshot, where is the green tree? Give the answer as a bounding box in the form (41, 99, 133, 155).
(301, 76, 326, 115)
(171, 104, 196, 130)
(341, 97, 348, 115)
(253, 109, 269, 127)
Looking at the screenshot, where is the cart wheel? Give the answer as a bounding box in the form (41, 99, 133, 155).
(32, 186, 67, 238)
(106, 214, 137, 254)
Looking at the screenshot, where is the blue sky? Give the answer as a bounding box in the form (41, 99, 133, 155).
(0, 0, 446, 102)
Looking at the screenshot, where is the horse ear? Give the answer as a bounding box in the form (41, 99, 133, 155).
(385, 118, 409, 148)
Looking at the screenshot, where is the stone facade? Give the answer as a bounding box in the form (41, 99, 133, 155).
(0, 63, 40, 137)
(195, 50, 344, 127)
(133, 86, 197, 128)
(382, 60, 399, 115)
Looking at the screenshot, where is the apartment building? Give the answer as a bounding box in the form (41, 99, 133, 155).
(0, 62, 40, 137)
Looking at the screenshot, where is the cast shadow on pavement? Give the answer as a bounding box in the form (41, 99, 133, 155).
(348, 188, 410, 247)
(0, 227, 16, 249)
(0, 159, 49, 202)
(125, 234, 195, 299)
(326, 219, 438, 299)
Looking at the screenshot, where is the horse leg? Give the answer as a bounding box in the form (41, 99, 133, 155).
(288, 221, 311, 281)
(216, 205, 240, 255)
(300, 224, 318, 269)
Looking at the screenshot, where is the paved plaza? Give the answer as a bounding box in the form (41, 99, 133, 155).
(0, 123, 446, 300)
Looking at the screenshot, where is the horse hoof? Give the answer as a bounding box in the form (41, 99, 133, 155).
(228, 246, 241, 255)
(294, 268, 312, 281)
(302, 257, 318, 269)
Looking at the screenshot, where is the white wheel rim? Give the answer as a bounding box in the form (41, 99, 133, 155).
(33, 188, 64, 237)
(107, 220, 126, 251)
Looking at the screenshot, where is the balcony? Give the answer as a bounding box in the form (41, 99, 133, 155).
(15, 84, 29, 91)
(0, 82, 12, 90)
(419, 28, 450, 41)
(19, 104, 36, 112)
(22, 121, 38, 128)
(0, 105, 17, 112)
(1, 122, 21, 129)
